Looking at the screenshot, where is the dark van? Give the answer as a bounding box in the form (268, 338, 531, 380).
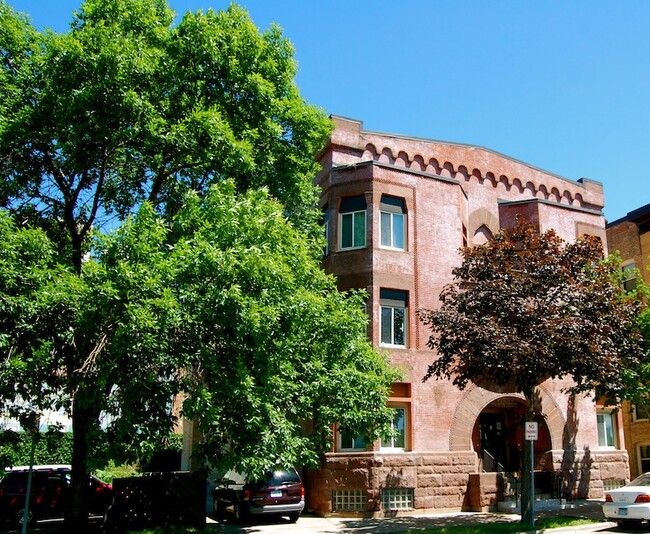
(0, 464, 112, 526)
(212, 468, 304, 523)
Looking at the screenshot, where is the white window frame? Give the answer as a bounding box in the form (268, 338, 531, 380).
(622, 261, 638, 292)
(380, 405, 408, 452)
(338, 196, 367, 251)
(639, 444, 650, 474)
(337, 427, 366, 452)
(634, 402, 650, 422)
(597, 410, 617, 449)
(380, 289, 407, 348)
(379, 196, 406, 251)
(323, 208, 330, 256)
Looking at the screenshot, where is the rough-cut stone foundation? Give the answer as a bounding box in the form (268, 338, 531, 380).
(306, 448, 630, 516)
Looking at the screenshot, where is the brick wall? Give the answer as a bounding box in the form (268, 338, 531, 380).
(307, 116, 628, 516)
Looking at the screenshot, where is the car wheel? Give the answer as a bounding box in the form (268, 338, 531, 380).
(288, 512, 300, 523)
(233, 502, 246, 524)
(213, 500, 226, 519)
(15, 508, 34, 527)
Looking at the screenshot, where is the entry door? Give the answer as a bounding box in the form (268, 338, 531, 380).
(479, 413, 507, 472)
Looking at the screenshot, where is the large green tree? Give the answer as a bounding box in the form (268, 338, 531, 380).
(418, 218, 646, 528)
(0, 182, 399, 528)
(0, 0, 383, 528)
(0, 0, 330, 272)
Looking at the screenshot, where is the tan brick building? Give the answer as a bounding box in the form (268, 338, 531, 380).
(607, 204, 650, 479)
(307, 116, 629, 516)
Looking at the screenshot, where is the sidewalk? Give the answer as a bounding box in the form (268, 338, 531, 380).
(205, 500, 618, 533)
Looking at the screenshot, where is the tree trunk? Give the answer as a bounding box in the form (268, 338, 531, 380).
(66, 398, 95, 531)
(520, 392, 535, 529)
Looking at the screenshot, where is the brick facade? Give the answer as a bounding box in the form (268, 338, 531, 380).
(308, 116, 629, 516)
(607, 204, 650, 479)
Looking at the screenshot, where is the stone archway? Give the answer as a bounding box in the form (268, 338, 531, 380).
(449, 382, 565, 452)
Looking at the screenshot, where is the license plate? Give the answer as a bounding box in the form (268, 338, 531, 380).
(270, 490, 282, 498)
(619, 507, 628, 516)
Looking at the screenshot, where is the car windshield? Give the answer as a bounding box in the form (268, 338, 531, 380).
(628, 473, 650, 487)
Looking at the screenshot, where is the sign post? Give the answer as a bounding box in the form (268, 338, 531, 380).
(524, 422, 538, 530)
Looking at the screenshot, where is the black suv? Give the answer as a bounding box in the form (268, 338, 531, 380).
(212, 468, 304, 523)
(0, 465, 112, 526)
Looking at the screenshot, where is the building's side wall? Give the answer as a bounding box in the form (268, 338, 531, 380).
(607, 211, 650, 479)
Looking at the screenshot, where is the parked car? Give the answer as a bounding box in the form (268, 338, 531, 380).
(212, 468, 304, 523)
(0, 464, 112, 526)
(602, 472, 650, 528)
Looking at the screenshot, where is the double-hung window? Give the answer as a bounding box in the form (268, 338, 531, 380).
(339, 196, 366, 250)
(323, 208, 330, 256)
(597, 410, 617, 448)
(634, 401, 650, 421)
(380, 289, 407, 347)
(381, 405, 407, 451)
(338, 428, 366, 452)
(639, 445, 650, 474)
(622, 262, 638, 292)
(380, 195, 406, 250)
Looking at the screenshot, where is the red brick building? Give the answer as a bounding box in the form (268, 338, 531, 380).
(607, 204, 650, 480)
(307, 116, 629, 515)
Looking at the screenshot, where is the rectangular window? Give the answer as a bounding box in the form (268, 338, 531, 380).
(339, 196, 366, 250)
(333, 490, 366, 512)
(380, 289, 407, 347)
(603, 480, 626, 492)
(380, 195, 406, 250)
(634, 402, 650, 421)
(622, 262, 637, 292)
(381, 406, 407, 451)
(381, 488, 413, 510)
(639, 445, 650, 474)
(338, 428, 366, 451)
(597, 411, 616, 448)
(323, 208, 329, 256)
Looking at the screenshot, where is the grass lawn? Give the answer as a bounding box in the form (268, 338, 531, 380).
(412, 516, 598, 533)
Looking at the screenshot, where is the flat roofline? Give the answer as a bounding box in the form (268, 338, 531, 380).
(606, 202, 650, 227)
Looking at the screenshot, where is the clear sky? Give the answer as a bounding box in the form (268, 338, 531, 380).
(9, 0, 650, 223)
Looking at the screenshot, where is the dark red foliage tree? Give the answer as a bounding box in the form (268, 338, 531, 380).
(418, 217, 645, 526)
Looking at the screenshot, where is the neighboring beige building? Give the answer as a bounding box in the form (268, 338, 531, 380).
(306, 116, 628, 516)
(607, 203, 650, 479)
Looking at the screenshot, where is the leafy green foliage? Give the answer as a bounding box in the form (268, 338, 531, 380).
(0, 0, 331, 269)
(418, 217, 647, 403)
(0, 430, 73, 468)
(0, 180, 398, 484)
(171, 183, 399, 474)
(0, 1, 334, 526)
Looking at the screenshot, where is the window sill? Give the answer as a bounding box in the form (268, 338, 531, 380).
(338, 246, 367, 252)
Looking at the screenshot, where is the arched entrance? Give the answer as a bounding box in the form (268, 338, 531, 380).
(472, 397, 552, 473)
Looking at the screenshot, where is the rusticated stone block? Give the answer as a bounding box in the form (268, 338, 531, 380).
(418, 474, 442, 488)
(374, 466, 417, 488)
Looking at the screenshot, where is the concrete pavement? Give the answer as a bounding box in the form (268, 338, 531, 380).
(206, 500, 622, 533)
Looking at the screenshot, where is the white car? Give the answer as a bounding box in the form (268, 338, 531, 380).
(603, 473, 650, 528)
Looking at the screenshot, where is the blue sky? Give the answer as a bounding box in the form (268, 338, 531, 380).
(9, 0, 650, 223)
